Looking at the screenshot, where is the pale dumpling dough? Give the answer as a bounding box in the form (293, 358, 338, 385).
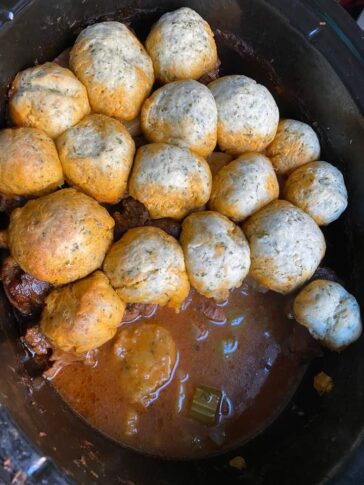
(293, 279, 362, 351)
(145, 7, 218, 84)
(9, 62, 90, 138)
(209, 152, 279, 221)
(266, 119, 320, 174)
(208, 75, 279, 155)
(141, 80, 217, 157)
(129, 143, 212, 220)
(41, 271, 125, 354)
(113, 323, 176, 406)
(8, 188, 114, 285)
(284, 161, 348, 225)
(243, 200, 326, 293)
(0, 127, 63, 196)
(70, 21, 154, 121)
(180, 211, 250, 301)
(57, 114, 135, 204)
(103, 226, 190, 311)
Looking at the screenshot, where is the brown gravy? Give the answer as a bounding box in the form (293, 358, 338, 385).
(51, 281, 316, 458)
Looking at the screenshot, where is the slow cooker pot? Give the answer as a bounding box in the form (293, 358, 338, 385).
(0, 0, 364, 483)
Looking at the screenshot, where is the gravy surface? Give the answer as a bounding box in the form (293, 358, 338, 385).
(51, 282, 315, 458)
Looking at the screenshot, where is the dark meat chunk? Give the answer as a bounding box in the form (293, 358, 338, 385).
(311, 266, 342, 284)
(122, 303, 157, 323)
(133, 134, 148, 149)
(197, 297, 226, 323)
(0, 193, 27, 213)
(112, 197, 149, 239)
(0, 230, 8, 248)
(147, 218, 182, 239)
(198, 58, 221, 85)
(1, 257, 51, 315)
(23, 325, 51, 356)
(53, 47, 70, 68)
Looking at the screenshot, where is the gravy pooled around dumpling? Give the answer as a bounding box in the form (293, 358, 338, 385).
(113, 323, 176, 406)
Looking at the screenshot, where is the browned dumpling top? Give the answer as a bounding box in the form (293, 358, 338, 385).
(8, 188, 114, 285)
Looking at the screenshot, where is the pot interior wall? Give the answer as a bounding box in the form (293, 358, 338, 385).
(0, 1, 364, 484)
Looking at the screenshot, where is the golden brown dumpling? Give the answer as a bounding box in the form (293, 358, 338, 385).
(243, 200, 326, 293)
(57, 114, 135, 204)
(41, 271, 125, 353)
(141, 80, 217, 157)
(113, 323, 176, 406)
(266, 119, 320, 174)
(208, 75, 279, 155)
(284, 161, 348, 225)
(0, 127, 63, 196)
(129, 143, 212, 220)
(209, 152, 279, 221)
(70, 21, 154, 121)
(103, 226, 190, 311)
(8, 188, 114, 285)
(145, 7, 218, 84)
(180, 211, 250, 301)
(9, 62, 90, 138)
(293, 280, 361, 351)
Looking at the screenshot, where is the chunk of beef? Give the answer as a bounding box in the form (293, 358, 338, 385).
(0, 230, 8, 249)
(1, 257, 51, 315)
(122, 303, 157, 323)
(147, 218, 182, 239)
(198, 58, 221, 85)
(53, 47, 71, 68)
(112, 197, 150, 239)
(0, 193, 27, 213)
(23, 325, 51, 356)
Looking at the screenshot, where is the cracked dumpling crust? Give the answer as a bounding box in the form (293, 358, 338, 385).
(8, 188, 114, 285)
(208, 75, 279, 156)
(266, 119, 320, 174)
(141, 80, 217, 157)
(181, 211, 250, 301)
(9, 62, 91, 139)
(70, 21, 154, 121)
(57, 114, 135, 204)
(0, 127, 63, 196)
(243, 200, 326, 293)
(293, 279, 362, 351)
(284, 161, 348, 226)
(209, 152, 279, 221)
(103, 226, 190, 311)
(113, 323, 176, 406)
(145, 7, 218, 84)
(129, 143, 212, 220)
(41, 271, 125, 354)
